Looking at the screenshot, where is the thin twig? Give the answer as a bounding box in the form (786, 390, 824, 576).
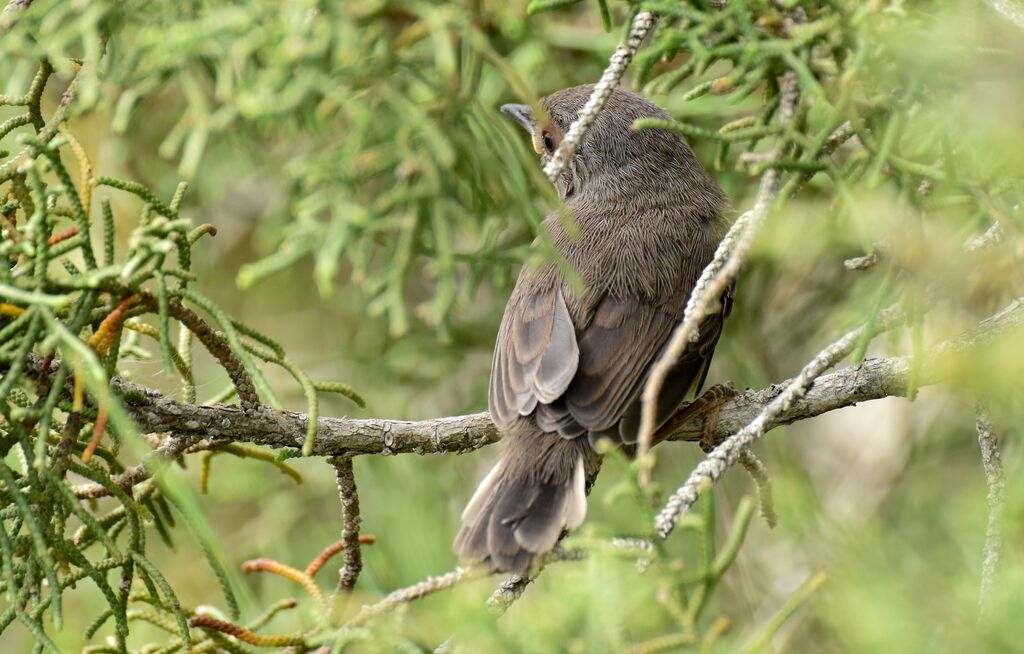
(2, 0, 33, 14)
(655, 296, 1024, 538)
(844, 251, 880, 271)
(636, 72, 801, 486)
(964, 221, 1004, 253)
(655, 300, 910, 539)
(974, 404, 1004, 619)
(986, 0, 1024, 29)
(0, 0, 34, 34)
(850, 217, 1000, 282)
(157, 296, 260, 410)
(71, 434, 194, 499)
(345, 567, 487, 628)
(343, 548, 585, 632)
(738, 450, 778, 528)
(330, 456, 365, 593)
(486, 575, 531, 615)
(542, 11, 658, 183)
(486, 548, 586, 615)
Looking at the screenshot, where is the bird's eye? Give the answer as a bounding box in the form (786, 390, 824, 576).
(542, 131, 555, 152)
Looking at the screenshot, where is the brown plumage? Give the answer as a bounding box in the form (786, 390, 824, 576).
(454, 84, 731, 575)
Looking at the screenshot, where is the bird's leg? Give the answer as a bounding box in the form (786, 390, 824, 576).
(696, 382, 737, 453)
(653, 382, 737, 449)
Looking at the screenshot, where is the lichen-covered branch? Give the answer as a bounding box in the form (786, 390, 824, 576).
(975, 405, 1005, 618)
(987, 0, 1024, 29)
(541, 10, 657, 183)
(345, 567, 487, 628)
(5, 300, 1019, 477)
(330, 456, 365, 593)
(654, 299, 1023, 539)
(0, 0, 34, 34)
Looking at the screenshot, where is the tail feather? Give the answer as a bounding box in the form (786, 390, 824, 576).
(459, 461, 503, 524)
(502, 482, 566, 552)
(564, 458, 587, 529)
(454, 440, 587, 576)
(453, 463, 503, 561)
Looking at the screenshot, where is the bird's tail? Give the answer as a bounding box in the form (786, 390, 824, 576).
(454, 425, 587, 575)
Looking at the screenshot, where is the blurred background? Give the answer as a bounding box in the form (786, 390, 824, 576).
(2, 1, 1023, 652)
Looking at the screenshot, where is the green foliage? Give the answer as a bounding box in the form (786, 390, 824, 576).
(0, 57, 362, 650)
(2, 0, 595, 340)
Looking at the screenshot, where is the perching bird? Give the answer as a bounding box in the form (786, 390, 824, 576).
(454, 85, 731, 575)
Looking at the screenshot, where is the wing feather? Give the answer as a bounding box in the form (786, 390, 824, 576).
(489, 222, 733, 444)
(489, 287, 580, 428)
(564, 298, 671, 431)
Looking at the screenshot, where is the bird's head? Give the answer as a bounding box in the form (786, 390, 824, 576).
(502, 85, 722, 214)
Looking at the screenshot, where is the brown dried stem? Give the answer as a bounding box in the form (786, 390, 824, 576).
(241, 558, 326, 618)
(187, 614, 306, 648)
(306, 536, 376, 578)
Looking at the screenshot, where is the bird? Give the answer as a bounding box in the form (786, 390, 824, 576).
(454, 84, 732, 575)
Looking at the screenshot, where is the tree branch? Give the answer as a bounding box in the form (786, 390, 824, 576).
(986, 0, 1024, 30)
(7, 301, 1020, 475)
(0, 0, 34, 34)
(330, 456, 365, 594)
(116, 356, 897, 456)
(654, 298, 1023, 538)
(974, 404, 1005, 619)
(344, 567, 486, 628)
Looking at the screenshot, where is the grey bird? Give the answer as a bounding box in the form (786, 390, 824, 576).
(454, 84, 732, 575)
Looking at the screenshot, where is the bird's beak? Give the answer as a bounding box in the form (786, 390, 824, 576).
(501, 103, 536, 133)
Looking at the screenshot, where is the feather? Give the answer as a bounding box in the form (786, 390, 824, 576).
(490, 288, 579, 425)
(463, 84, 734, 575)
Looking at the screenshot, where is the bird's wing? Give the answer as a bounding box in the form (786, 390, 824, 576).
(485, 216, 729, 442)
(488, 285, 580, 428)
(562, 289, 728, 444)
(490, 278, 731, 444)
(561, 295, 675, 432)
(612, 283, 732, 444)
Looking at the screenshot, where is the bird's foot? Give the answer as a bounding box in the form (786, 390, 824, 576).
(653, 382, 737, 448)
(695, 382, 737, 452)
